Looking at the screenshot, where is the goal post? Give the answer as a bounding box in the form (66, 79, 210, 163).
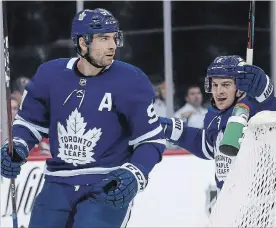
(208, 110, 276, 227)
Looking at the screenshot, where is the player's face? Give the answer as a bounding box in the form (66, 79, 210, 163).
(89, 32, 117, 67)
(211, 78, 236, 110)
(186, 87, 203, 107)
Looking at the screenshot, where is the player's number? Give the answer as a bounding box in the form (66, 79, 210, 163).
(147, 103, 158, 124)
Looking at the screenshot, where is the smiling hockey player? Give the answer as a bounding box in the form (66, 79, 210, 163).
(1, 8, 166, 227)
(160, 55, 275, 192)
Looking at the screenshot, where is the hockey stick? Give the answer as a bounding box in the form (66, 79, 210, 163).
(2, 1, 19, 228)
(219, 0, 256, 156)
(246, 0, 255, 64)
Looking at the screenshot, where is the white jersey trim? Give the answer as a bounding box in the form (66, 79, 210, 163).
(66, 57, 113, 71)
(128, 125, 163, 146)
(133, 139, 166, 150)
(44, 166, 120, 177)
(19, 90, 28, 110)
(14, 115, 49, 134)
(13, 119, 42, 142)
(66, 57, 78, 70)
(206, 140, 213, 153)
(120, 201, 133, 228)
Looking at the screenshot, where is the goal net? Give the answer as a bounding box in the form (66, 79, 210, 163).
(208, 110, 276, 227)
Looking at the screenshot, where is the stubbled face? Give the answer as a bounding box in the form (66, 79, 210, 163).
(211, 78, 237, 110)
(80, 32, 117, 67)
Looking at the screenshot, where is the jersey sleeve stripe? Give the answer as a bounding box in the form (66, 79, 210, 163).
(13, 119, 42, 141)
(44, 166, 120, 176)
(15, 115, 49, 134)
(206, 140, 213, 152)
(133, 139, 167, 150)
(19, 90, 28, 110)
(128, 125, 163, 146)
(202, 129, 214, 160)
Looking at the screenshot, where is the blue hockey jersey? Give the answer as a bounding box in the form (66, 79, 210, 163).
(12, 58, 166, 185)
(175, 96, 276, 191)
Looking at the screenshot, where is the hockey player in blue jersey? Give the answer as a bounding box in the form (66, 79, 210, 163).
(1, 8, 166, 227)
(160, 55, 275, 192)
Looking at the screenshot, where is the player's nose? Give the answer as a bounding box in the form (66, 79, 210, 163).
(108, 39, 116, 49)
(217, 85, 225, 94)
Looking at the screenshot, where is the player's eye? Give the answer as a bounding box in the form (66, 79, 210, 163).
(96, 36, 108, 41)
(223, 84, 230, 88)
(100, 36, 108, 40)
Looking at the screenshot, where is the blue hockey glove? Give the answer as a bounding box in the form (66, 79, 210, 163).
(236, 65, 274, 102)
(160, 117, 184, 144)
(99, 163, 148, 208)
(1, 138, 29, 179)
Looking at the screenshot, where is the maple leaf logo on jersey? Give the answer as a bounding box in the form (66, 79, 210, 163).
(57, 108, 102, 166)
(214, 130, 235, 182)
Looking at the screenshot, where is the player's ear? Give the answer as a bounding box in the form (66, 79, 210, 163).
(78, 37, 87, 54)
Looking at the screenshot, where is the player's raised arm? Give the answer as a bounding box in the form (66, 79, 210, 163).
(160, 116, 214, 160)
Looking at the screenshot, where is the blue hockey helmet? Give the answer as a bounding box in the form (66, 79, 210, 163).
(205, 55, 246, 93)
(71, 8, 123, 57)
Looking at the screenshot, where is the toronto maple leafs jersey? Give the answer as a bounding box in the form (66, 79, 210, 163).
(12, 58, 166, 185)
(175, 96, 276, 191)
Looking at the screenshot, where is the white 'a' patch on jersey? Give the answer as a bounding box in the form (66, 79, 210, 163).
(214, 131, 236, 182)
(57, 108, 102, 166)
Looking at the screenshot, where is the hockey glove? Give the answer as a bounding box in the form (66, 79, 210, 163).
(1, 138, 29, 179)
(160, 117, 184, 144)
(236, 65, 274, 102)
(99, 163, 148, 208)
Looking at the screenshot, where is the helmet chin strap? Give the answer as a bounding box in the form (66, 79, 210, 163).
(235, 90, 245, 103)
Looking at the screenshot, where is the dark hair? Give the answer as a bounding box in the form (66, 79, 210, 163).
(185, 85, 201, 97)
(13, 77, 30, 93)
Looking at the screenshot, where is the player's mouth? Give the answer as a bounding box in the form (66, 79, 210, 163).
(106, 54, 114, 57)
(216, 97, 227, 102)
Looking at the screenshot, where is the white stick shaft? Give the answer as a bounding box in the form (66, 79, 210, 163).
(246, 48, 253, 65)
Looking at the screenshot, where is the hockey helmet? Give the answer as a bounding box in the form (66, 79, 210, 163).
(205, 55, 246, 93)
(71, 8, 123, 54)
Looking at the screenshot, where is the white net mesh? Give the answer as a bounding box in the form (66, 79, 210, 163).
(208, 111, 276, 227)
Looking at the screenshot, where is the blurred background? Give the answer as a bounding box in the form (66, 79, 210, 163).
(0, 0, 273, 146)
(1, 1, 272, 123)
(0, 0, 273, 149)
(0, 2, 274, 226)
